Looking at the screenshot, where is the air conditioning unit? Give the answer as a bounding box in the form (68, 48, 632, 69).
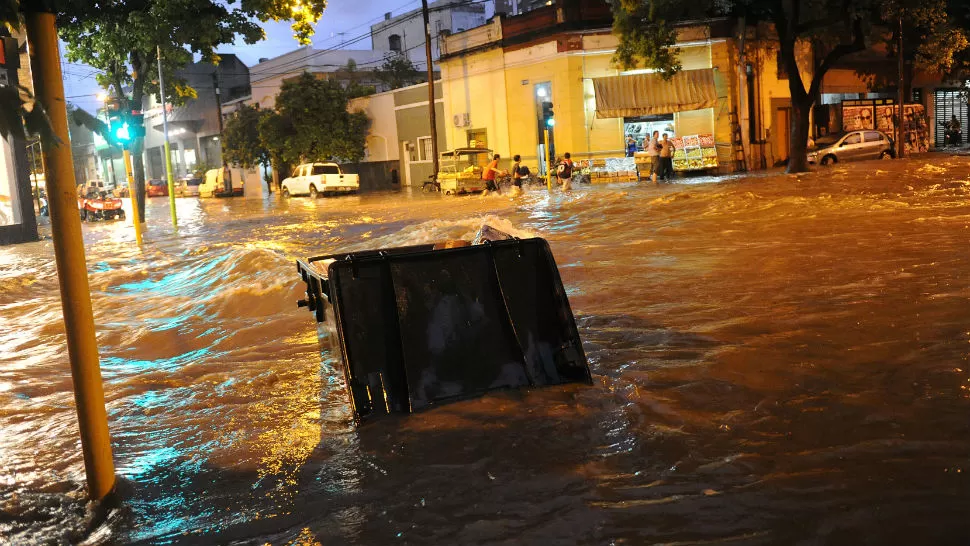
(453, 113, 470, 127)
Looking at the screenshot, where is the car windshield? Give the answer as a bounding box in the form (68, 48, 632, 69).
(814, 134, 843, 147)
(188, 178, 203, 186)
(149, 180, 164, 186)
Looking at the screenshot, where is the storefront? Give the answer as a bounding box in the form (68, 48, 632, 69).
(592, 68, 721, 178)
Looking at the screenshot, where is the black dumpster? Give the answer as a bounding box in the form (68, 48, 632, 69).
(296, 234, 591, 423)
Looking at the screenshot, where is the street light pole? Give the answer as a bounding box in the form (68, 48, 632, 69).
(421, 0, 439, 180)
(157, 46, 177, 228)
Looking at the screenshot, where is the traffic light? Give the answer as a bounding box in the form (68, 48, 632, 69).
(112, 121, 131, 144)
(128, 111, 145, 139)
(541, 101, 555, 127)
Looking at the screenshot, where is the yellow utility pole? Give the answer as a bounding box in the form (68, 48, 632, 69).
(544, 128, 552, 190)
(123, 148, 144, 245)
(24, 11, 115, 501)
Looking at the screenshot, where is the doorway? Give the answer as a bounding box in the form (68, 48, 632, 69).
(401, 141, 412, 187)
(771, 98, 792, 166)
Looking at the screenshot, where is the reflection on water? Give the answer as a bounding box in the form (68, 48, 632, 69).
(3, 158, 970, 544)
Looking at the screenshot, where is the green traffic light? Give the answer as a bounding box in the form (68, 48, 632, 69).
(114, 123, 131, 142)
(546, 118, 555, 127)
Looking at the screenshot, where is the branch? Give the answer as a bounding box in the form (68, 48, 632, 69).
(794, 16, 843, 35)
(808, 18, 867, 99)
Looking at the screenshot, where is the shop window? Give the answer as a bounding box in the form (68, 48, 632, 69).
(389, 34, 402, 53)
(417, 136, 432, 161)
(623, 115, 675, 153)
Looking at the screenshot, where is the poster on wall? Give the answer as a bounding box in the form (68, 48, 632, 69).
(842, 101, 928, 153)
(874, 105, 897, 136)
(843, 105, 875, 131)
(672, 134, 718, 171)
(903, 104, 929, 153)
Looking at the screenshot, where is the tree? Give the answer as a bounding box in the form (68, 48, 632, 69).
(374, 53, 423, 90)
(612, 0, 970, 173)
(50, 0, 327, 218)
(223, 104, 270, 169)
(260, 72, 369, 167)
(342, 59, 377, 98)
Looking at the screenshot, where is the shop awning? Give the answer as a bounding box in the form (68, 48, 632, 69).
(593, 68, 717, 118)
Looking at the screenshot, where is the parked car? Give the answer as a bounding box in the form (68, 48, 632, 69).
(199, 167, 245, 198)
(113, 185, 130, 198)
(146, 179, 169, 197)
(175, 176, 204, 197)
(808, 130, 895, 165)
(280, 163, 359, 198)
(77, 188, 125, 221)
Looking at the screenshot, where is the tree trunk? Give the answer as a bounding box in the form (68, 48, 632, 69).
(132, 138, 147, 220)
(786, 97, 812, 173)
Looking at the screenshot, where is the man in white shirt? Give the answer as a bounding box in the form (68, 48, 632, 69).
(647, 131, 660, 184)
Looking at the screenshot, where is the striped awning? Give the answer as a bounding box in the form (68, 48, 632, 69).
(593, 68, 718, 118)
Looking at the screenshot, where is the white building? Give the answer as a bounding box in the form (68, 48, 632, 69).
(370, 0, 488, 71)
(247, 47, 388, 110)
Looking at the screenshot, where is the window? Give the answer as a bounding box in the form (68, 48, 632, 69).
(417, 136, 433, 161)
(312, 164, 339, 175)
(864, 131, 883, 142)
(843, 133, 862, 145)
(389, 34, 402, 52)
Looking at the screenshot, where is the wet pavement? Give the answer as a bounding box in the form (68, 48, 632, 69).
(2, 155, 970, 545)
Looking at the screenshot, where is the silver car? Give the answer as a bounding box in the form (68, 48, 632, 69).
(808, 130, 895, 165)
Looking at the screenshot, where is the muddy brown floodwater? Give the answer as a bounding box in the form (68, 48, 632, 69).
(2, 155, 970, 545)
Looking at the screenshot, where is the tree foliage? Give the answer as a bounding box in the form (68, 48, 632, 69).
(374, 53, 424, 90)
(223, 104, 270, 169)
(257, 72, 369, 166)
(612, 0, 970, 173)
(342, 59, 376, 98)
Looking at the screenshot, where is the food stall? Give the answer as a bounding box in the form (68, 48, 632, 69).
(672, 134, 719, 172)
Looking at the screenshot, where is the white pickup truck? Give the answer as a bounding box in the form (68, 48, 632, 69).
(281, 163, 360, 198)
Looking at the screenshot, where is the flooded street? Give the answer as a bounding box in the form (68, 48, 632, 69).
(2, 156, 970, 545)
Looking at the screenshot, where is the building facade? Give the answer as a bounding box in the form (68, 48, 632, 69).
(348, 81, 446, 190)
(140, 54, 251, 180)
(437, 0, 810, 176)
(0, 31, 36, 244)
(371, 1, 488, 71)
(246, 47, 387, 110)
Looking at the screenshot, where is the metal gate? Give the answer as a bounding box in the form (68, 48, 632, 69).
(933, 89, 968, 147)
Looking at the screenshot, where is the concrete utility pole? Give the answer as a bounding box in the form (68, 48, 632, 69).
(157, 46, 177, 228)
(212, 71, 229, 193)
(24, 10, 115, 501)
(421, 0, 439, 179)
(897, 10, 905, 159)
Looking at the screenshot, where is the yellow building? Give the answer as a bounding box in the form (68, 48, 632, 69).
(439, 2, 811, 176)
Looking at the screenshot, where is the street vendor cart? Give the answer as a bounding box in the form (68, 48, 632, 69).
(434, 147, 490, 195)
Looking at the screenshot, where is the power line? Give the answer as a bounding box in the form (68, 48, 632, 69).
(254, 0, 487, 77)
